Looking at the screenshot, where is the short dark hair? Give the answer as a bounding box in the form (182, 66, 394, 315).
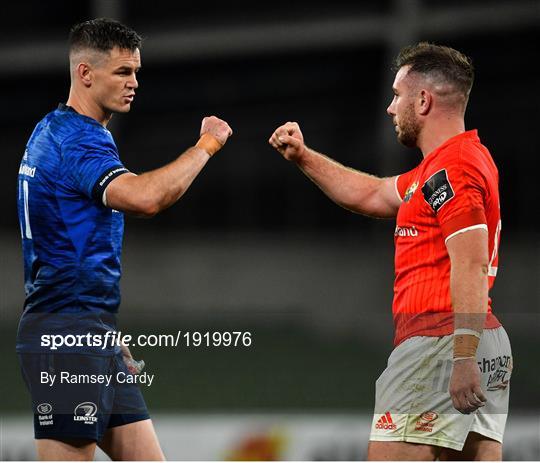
(69, 18, 142, 54)
(393, 42, 474, 103)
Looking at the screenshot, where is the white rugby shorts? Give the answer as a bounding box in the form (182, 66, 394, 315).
(369, 327, 512, 451)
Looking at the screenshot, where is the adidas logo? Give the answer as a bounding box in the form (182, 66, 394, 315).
(375, 412, 397, 430)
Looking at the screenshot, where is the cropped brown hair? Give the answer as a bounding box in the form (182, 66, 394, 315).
(69, 18, 142, 54)
(393, 42, 474, 106)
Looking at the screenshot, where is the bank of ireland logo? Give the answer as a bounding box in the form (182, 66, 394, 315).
(37, 403, 54, 426)
(403, 181, 418, 202)
(74, 402, 98, 424)
(37, 403, 52, 414)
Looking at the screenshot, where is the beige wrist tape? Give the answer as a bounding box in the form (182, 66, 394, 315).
(196, 133, 222, 156)
(453, 329, 481, 359)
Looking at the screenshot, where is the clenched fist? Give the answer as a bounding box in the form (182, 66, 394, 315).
(268, 121, 306, 162)
(197, 116, 233, 156)
(200, 115, 233, 145)
(449, 358, 487, 414)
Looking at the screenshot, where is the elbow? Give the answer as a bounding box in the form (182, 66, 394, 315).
(139, 208, 158, 219)
(334, 189, 366, 214)
(140, 204, 160, 218)
(469, 258, 489, 272)
(335, 197, 368, 216)
(136, 189, 185, 218)
(338, 191, 388, 218)
(135, 197, 160, 218)
(453, 258, 489, 275)
(125, 183, 186, 218)
(334, 197, 357, 213)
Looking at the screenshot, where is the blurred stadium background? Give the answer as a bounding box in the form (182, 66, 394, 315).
(1, 0, 539, 460)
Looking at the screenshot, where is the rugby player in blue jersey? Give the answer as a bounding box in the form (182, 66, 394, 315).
(16, 18, 232, 460)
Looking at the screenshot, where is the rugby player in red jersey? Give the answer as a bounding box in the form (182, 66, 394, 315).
(269, 43, 512, 461)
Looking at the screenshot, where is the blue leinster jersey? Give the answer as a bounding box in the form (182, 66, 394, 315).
(16, 104, 130, 354)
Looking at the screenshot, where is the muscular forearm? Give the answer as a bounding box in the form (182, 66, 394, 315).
(449, 265, 489, 413)
(296, 147, 386, 217)
(450, 261, 489, 333)
(134, 146, 210, 215)
(448, 232, 490, 413)
(106, 115, 232, 217)
(269, 121, 399, 218)
(108, 146, 211, 217)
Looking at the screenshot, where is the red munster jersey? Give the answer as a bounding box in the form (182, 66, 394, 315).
(392, 130, 501, 346)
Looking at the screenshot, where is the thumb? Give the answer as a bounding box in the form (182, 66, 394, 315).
(473, 385, 487, 403)
(278, 134, 302, 149)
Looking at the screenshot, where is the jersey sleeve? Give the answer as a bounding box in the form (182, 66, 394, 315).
(422, 148, 488, 242)
(395, 166, 419, 202)
(61, 130, 130, 203)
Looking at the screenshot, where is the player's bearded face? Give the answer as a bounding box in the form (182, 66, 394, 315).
(92, 47, 140, 114)
(388, 66, 422, 148)
(396, 101, 421, 148)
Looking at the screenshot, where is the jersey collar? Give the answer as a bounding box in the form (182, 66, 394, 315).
(57, 103, 77, 113)
(57, 103, 106, 130)
(423, 129, 480, 162)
